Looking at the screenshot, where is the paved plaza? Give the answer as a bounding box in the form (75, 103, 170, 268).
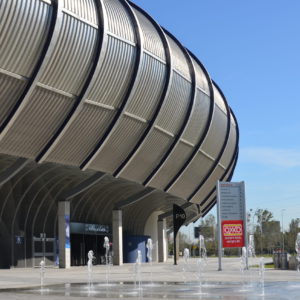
(0, 257, 299, 299)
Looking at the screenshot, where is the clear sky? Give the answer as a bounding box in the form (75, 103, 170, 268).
(132, 0, 300, 229)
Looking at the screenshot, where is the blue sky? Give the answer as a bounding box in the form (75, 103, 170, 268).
(132, 0, 300, 229)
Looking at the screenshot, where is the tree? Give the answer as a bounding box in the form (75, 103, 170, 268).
(255, 209, 273, 224)
(199, 214, 216, 240)
(253, 209, 280, 254)
(197, 214, 217, 256)
(178, 231, 192, 251)
(285, 218, 300, 253)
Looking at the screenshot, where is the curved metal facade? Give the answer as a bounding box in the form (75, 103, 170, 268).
(0, 0, 239, 267)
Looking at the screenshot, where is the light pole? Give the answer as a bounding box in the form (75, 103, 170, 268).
(281, 209, 286, 253)
(259, 211, 263, 255)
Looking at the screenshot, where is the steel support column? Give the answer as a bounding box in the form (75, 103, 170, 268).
(112, 209, 123, 265)
(58, 201, 70, 268)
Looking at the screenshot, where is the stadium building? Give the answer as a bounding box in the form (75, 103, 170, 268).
(0, 0, 239, 268)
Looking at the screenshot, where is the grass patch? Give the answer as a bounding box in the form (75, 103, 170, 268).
(251, 262, 274, 269)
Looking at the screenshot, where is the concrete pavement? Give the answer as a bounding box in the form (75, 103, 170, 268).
(0, 257, 299, 299)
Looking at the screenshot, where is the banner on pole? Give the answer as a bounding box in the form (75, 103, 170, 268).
(221, 220, 244, 248)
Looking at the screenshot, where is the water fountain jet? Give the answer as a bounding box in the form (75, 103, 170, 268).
(197, 235, 207, 294)
(259, 257, 265, 296)
(183, 248, 190, 282)
(39, 259, 45, 289)
(87, 250, 95, 290)
(103, 236, 111, 285)
(146, 238, 154, 284)
(134, 250, 142, 290)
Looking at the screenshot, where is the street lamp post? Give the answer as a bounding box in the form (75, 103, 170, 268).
(259, 211, 263, 255)
(281, 209, 286, 253)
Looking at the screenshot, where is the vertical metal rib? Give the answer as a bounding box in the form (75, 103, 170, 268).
(80, 0, 143, 170)
(164, 50, 215, 192)
(36, 0, 106, 162)
(0, 0, 61, 139)
(112, 1, 173, 177)
(142, 28, 196, 186)
(187, 81, 231, 201)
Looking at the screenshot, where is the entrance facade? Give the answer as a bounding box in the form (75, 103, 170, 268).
(70, 222, 111, 266)
(32, 234, 57, 267)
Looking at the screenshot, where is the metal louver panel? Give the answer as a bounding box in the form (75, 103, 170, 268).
(181, 90, 210, 146)
(191, 165, 225, 204)
(220, 116, 237, 167)
(0, 0, 52, 76)
(156, 73, 191, 135)
(89, 116, 147, 173)
(0, 87, 73, 158)
(213, 83, 227, 113)
(142, 41, 196, 186)
(47, 104, 116, 165)
(200, 105, 228, 159)
(186, 82, 232, 202)
(200, 193, 216, 212)
(86, 36, 136, 107)
(147, 141, 194, 190)
(39, 13, 98, 95)
(197, 155, 237, 209)
(190, 122, 237, 205)
(0, 74, 27, 126)
(165, 34, 190, 79)
(103, 0, 135, 42)
(110, 3, 173, 180)
(192, 118, 239, 207)
(168, 152, 214, 199)
(125, 53, 166, 121)
(133, 8, 165, 60)
(62, 0, 97, 24)
(119, 128, 174, 183)
(191, 57, 210, 94)
(162, 51, 215, 194)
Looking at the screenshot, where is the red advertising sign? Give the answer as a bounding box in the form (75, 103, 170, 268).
(222, 220, 244, 248)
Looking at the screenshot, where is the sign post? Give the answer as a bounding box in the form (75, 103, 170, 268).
(173, 204, 186, 265)
(217, 181, 247, 271)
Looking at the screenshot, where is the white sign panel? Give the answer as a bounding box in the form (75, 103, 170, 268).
(218, 182, 245, 220)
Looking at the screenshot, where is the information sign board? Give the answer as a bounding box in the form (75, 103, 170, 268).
(217, 181, 247, 270)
